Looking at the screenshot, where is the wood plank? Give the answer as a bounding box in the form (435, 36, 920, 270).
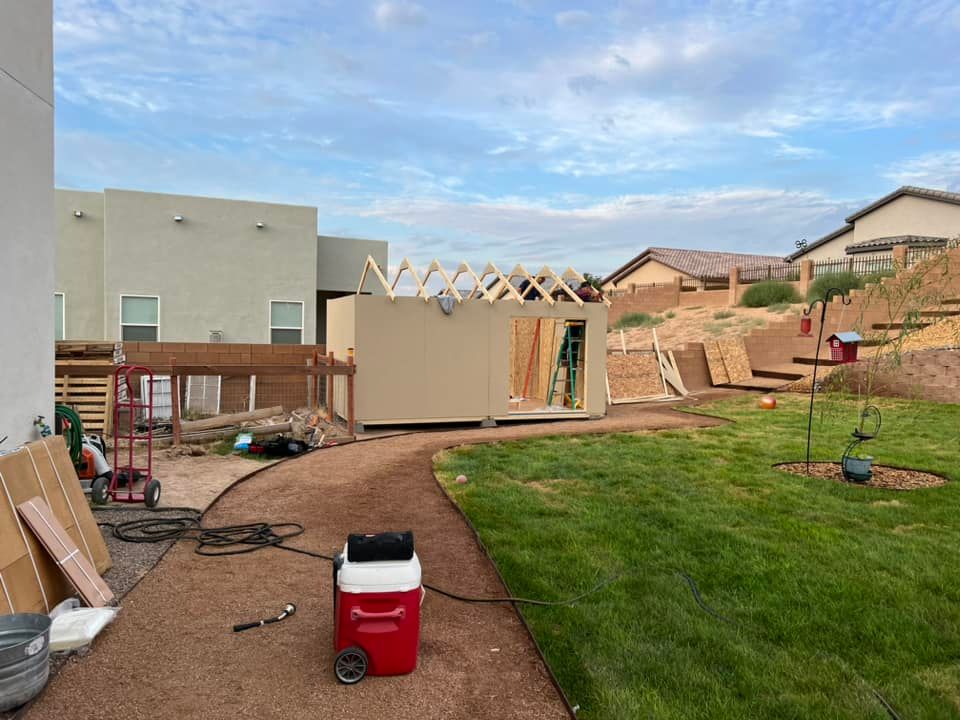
(17, 497, 114, 608)
(717, 337, 753, 384)
(179, 405, 284, 433)
(56, 362, 356, 377)
(666, 351, 690, 395)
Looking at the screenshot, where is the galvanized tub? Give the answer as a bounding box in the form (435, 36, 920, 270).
(0, 614, 51, 711)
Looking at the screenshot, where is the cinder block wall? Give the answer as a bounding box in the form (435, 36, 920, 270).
(122, 342, 326, 413)
(670, 343, 712, 391)
(839, 349, 960, 403)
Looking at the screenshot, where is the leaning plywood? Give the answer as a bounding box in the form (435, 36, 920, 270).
(606, 354, 666, 400)
(0, 436, 111, 616)
(18, 498, 114, 608)
(717, 337, 753, 384)
(703, 341, 730, 386)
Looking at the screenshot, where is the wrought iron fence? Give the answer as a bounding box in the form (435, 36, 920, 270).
(607, 282, 669, 296)
(739, 263, 800, 284)
(812, 254, 894, 279)
(905, 245, 948, 267)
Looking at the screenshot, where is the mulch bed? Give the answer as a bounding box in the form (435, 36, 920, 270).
(775, 462, 948, 490)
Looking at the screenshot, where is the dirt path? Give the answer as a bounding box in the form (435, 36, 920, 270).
(26, 400, 729, 720)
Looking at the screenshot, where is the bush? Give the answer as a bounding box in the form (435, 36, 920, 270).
(665, 310, 676, 319)
(740, 281, 802, 308)
(713, 309, 736, 319)
(614, 312, 664, 329)
(805, 272, 862, 302)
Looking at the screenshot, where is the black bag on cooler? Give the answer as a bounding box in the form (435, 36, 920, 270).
(347, 531, 415, 562)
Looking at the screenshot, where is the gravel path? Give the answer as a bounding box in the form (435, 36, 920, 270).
(24, 399, 730, 720)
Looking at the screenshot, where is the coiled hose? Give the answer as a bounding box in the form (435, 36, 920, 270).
(55, 404, 83, 465)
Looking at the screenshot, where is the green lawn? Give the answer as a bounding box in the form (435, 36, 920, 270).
(434, 395, 960, 719)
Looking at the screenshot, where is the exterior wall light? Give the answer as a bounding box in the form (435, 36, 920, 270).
(73, 210, 84, 218)
(173, 215, 184, 223)
(255, 221, 265, 229)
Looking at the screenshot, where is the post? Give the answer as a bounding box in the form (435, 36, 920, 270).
(170, 357, 182, 446)
(326, 351, 335, 422)
(306, 357, 314, 408)
(672, 275, 682, 308)
(892, 245, 908, 269)
(799, 259, 813, 296)
(728, 266, 740, 307)
(312, 349, 320, 408)
(346, 348, 355, 437)
(248, 375, 257, 412)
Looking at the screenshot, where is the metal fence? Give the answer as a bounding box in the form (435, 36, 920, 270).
(680, 277, 729, 291)
(812, 254, 894, 278)
(905, 245, 948, 267)
(607, 282, 669, 296)
(739, 263, 800, 284)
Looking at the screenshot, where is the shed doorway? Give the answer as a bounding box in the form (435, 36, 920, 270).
(508, 318, 586, 414)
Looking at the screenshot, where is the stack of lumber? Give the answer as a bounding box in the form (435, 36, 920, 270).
(55, 342, 121, 436)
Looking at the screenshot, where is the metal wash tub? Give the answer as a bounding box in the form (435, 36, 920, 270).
(0, 613, 51, 711)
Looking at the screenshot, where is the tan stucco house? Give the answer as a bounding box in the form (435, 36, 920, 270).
(55, 188, 388, 345)
(788, 186, 960, 262)
(601, 247, 786, 291)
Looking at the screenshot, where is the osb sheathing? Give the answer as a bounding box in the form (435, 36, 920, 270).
(606, 353, 665, 399)
(703, 341, 730, 385)
(717, 337, 753, 384)
(511, 318, 563, 400)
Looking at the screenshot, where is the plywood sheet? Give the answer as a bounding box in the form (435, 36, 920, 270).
(703, 341, 730, 385)
(717, 337, 753, 384)
(606, 354, 666, 400)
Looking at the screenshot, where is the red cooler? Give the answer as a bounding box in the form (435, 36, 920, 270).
(333, 531, 422, 684)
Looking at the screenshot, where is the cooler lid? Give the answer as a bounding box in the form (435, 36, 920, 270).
(337, 545, 422, 593)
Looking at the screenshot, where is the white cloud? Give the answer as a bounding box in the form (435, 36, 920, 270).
(373, 1, 427, 30)
(774, 142, 824, 160)
(883, 150, 960, 190)
(555, 10, 592, 29)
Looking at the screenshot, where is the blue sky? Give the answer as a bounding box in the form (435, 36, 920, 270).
(54, 0, 960, 276)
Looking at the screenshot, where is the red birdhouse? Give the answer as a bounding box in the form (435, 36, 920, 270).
(826, 332, 862, 363)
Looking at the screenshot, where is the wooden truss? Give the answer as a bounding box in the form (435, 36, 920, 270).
(356, 256, 611, 307)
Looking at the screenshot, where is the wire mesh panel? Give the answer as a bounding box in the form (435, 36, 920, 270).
(184, 376, 221, 416)
(140, 375, 172, 419)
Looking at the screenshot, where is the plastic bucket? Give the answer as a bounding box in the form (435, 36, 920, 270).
(0, 613, 51, 711)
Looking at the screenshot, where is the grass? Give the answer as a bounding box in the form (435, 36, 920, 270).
(713, 309, 736, 319)
(703, 320, 734, 335)
(435, 395, 960, 719)
(768, 302, 791, 313)
(211, 437, 274, 462)
(614, 311, 665, 330)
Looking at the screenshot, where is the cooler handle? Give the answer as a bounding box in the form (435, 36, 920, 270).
(351, 607, 405, 621)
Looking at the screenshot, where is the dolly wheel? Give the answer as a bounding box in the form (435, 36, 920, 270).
(144, 479, 161, 509)
(91, 476, 110, 505)
(334, 647, 368, 684)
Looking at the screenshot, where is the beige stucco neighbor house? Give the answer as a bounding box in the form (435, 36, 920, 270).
(601, 247, 787, 291)
(55, 188, 388, 345)
(1, 1, 54, 446)
(787, 186, 960, 262)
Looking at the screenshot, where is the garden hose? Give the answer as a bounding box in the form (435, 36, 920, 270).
(55, 404, 84, 465)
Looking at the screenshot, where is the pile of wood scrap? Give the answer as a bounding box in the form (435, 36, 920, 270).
(154, 405, 290, 446)
(0, 436, 112, 615)
(56, 342, 121, 436)
(703, 337, 753, 386)
(55, 341, 123, 363)
(606, 329, 689, 404)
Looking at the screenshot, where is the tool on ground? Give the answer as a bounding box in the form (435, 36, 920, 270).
(94, 365, 161, 507)
(233, 603, 297, 633)
(332, 531, 422, 684)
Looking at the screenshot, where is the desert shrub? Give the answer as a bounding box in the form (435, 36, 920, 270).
(740, 281, 802, 307)
(806, 272, 862, 302)
(665, 310, 676, 319)
(713, 309, 736, 319)
(614, 312, 664, 329)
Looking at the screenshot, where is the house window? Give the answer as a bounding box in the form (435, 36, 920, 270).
(120, 295, 159, 341)
(54, 293, 65, 341)
(270, 300, 303, 344)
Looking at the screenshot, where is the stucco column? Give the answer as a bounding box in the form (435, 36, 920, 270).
(799, 259, 813, 295)
(728, 266, 740, 307)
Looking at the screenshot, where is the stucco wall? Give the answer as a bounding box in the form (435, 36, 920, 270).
(327, 295, 607, 424)
(604, 259, 688, 290)
(0, 1, 54, 446)
(800, 227, 854, 262)
(102, 189, 318, 343)
(55, 190, 105, 339)
(853, 196, 960, 245)
(317, 235, 388, 293)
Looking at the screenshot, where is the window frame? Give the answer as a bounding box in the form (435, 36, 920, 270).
(119, 294, 160, 342)
(54, 292, 65, 341)
(268, 299, 304, 345)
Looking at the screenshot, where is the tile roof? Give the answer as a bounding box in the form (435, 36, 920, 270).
(845, 235, 948, 254)
(603, 247, 788, 285)
(844, 186, 960, 223)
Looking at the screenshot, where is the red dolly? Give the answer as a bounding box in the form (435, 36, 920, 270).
(332, 532, 422, 683)
(91, 365, 161, 508)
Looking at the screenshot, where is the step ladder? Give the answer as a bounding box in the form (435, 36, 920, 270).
(546, 321, 585, 408)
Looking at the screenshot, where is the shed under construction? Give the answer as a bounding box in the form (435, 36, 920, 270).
(326, 258, 609, 428)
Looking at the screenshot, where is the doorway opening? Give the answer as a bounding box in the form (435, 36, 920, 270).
(508, 318, 586, 414)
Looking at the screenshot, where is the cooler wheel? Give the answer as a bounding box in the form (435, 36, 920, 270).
(91, 476, 110, 505)
(334, 647, 368, 684)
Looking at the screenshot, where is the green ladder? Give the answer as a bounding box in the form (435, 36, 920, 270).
(546, 321, 585, 408)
